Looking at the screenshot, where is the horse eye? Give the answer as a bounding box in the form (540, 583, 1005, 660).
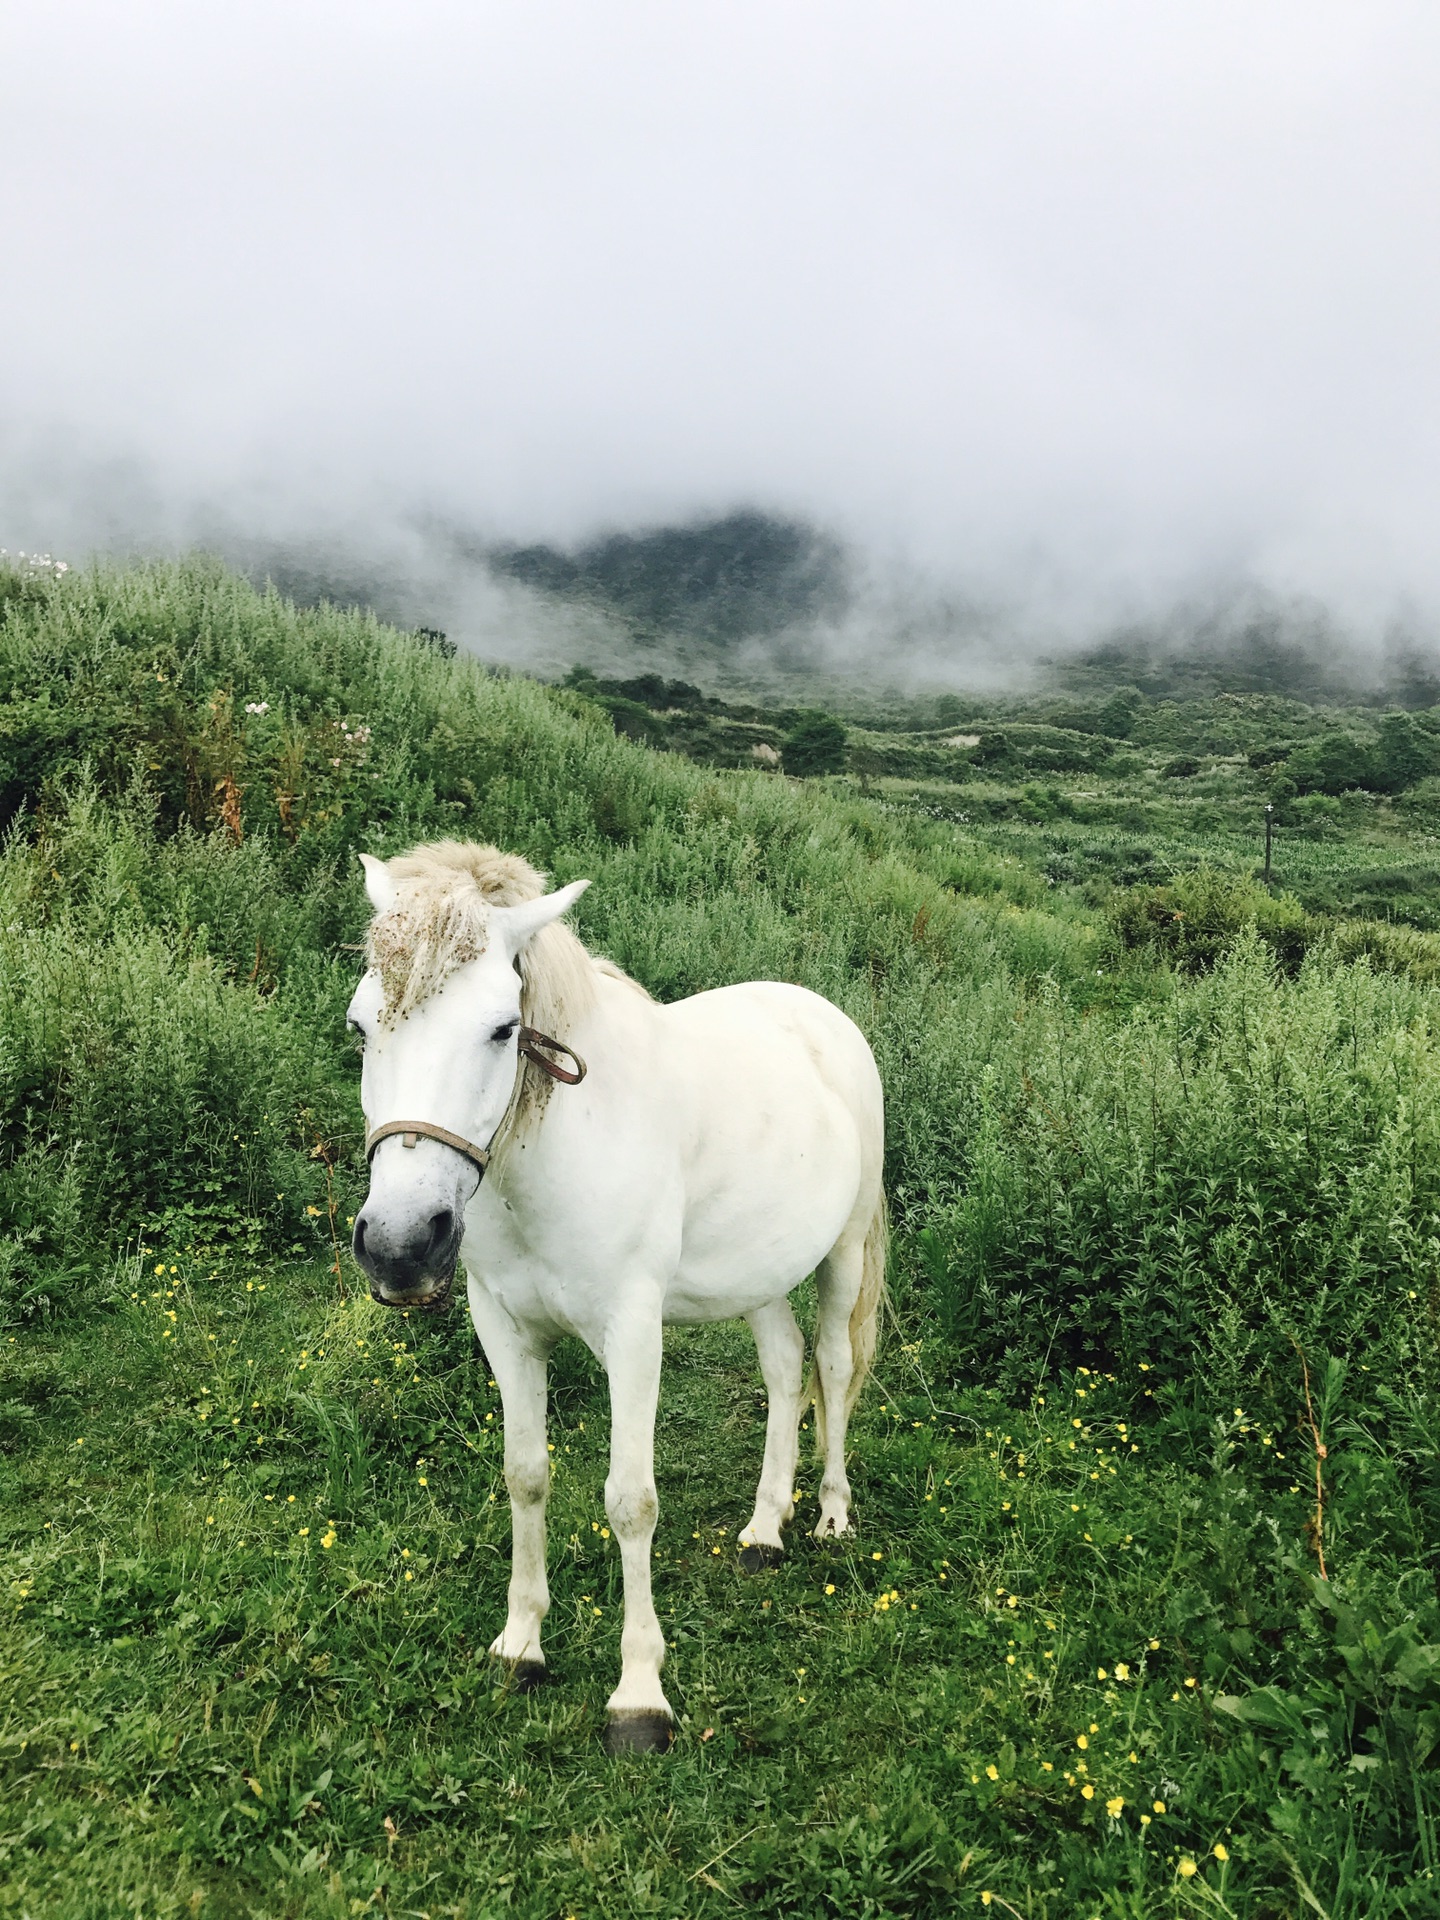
(490, 1022, 518, 1044)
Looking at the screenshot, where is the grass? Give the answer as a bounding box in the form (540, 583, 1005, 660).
(15, 1255, 1431, 1919)
(2, 555, 1440, 1916)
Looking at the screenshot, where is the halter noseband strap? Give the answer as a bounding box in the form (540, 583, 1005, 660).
(365, 1118, 491, 1174)
(364, 1026, 588, 1174)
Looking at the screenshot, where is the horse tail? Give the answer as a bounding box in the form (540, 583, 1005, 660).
(813, 1186, 889, 1455)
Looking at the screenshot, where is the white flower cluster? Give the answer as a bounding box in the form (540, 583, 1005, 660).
(243, 700, 270, 715)
(0, 549, 69, 575)
(328, 719, 372, 767)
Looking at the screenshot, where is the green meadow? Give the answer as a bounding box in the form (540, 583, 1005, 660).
(3, 556, 1439, 1918)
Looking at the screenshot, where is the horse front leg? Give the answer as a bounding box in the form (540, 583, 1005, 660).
(601, 1306, 672, 1753)
(467, 1279, 552, 1685)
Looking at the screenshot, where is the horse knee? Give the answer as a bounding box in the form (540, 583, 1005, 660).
(605, 1477, 658, 1537)
(505, 1452, 550, 1506)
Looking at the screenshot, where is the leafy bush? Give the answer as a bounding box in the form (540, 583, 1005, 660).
(1284, 717, 1440, 797)
(918, 937, 1439, 1411)
(781, 711, 847, 776)
(0, 779, 356, 1291)
(1106, 865, 1310, 973)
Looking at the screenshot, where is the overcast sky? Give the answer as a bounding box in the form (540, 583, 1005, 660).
(4, 2, 1439, 637)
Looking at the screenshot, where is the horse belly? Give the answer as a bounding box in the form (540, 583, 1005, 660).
(661, 1107, 861, 1324)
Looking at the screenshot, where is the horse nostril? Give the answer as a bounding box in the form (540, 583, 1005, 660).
(353, 1216, 368, 1260)
(426, 1209, 454, 1259)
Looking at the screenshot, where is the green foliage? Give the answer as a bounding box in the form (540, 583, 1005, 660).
(1284, 717, 1440, 798)
(1107, 865, 1311, 973)
(781, 711, 847, 777)
(918, 937, 1440, 1404)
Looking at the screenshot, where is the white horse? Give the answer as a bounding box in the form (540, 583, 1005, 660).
(348, 841, 886, 1752)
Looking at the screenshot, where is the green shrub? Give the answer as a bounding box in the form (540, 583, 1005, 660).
(1277, 719, 1440, 799)
(1106, 865, 1311, 973)
(0, 913, 348, 1276)
(781, 711, 847, 776)
(918, 937, 1440, 1410)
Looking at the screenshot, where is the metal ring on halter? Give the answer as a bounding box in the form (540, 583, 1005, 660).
(364, 1119, 490, 1177)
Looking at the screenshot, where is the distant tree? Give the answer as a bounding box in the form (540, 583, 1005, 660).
(665, 680, 706, 710)
(1097, 688, 1143, 738)
(599, 697, 666, 745)
(782, 712, 847, 777)
(615, 672, 670, 707)
(1286, 732, 1374, 796)
(974, 730, 1015, 766)
(1369, 714, 1440, 794)
(933, 694, 966, 728)
(1162, 755, 1203, 778)
(412, 626, 455, 658)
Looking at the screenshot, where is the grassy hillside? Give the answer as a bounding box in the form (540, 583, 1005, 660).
(3, 556, 1439, 1918)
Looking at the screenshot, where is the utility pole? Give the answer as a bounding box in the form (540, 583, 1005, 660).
(1263, 802, 1273, 882)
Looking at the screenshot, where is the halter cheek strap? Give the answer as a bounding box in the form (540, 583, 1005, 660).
(364, 1027, 587, 1174)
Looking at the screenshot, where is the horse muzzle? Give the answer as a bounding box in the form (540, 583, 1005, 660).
(352, 1206, 462, 1309)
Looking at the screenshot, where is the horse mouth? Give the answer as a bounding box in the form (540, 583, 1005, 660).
(369, 1268, 456, 1312)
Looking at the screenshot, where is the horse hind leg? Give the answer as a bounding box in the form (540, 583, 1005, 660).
(813, 1194, 887, 1540)
(738, 1297, 806, 1570)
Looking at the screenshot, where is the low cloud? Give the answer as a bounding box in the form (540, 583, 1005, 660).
(3, 4, 1438, 687)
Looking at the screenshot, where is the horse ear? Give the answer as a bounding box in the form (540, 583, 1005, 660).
(497, 878, 591, 952)
(359, 853, 400, 915)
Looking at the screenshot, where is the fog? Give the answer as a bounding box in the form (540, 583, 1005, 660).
(3, 3, 1439, 683)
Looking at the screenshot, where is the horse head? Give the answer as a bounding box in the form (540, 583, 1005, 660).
(348, 851, 588, 1308)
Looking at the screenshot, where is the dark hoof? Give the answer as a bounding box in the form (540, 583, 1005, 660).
(494, 1658, 548, 1694)
(605, 1711, 674, 1755)
(738, 1543, 784, 1573)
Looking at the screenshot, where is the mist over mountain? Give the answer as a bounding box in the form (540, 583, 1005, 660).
(3, 7, 1439, 702)
(486, 513, 848, 648)
(232, 506, 1440, 708)
(10, 439, 1436, 705)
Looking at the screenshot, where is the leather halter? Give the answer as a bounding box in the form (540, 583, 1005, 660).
(517, 1025, 587, 1085)
(364, 1025, 587, 1175)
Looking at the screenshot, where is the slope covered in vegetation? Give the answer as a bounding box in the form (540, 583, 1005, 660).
(2, 557, 1438, 1918)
